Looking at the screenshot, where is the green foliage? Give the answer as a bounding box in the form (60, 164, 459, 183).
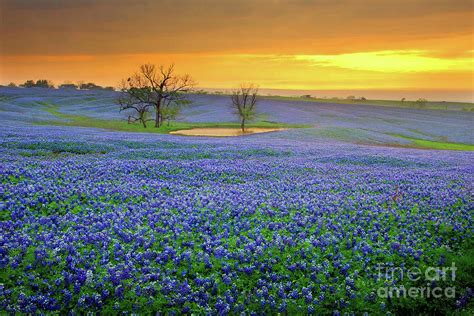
(3, 140, 111, 155)
(389, 134, 474, 151)
(161, 102, 181, 126)
(37, 105, 305, 134)
(388, 238, 474, 314)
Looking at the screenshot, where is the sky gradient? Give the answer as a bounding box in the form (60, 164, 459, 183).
(1, 0, 473, 101)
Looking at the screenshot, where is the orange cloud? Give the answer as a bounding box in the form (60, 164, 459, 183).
(1, 0, 472, 99)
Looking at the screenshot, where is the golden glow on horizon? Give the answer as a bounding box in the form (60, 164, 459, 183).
(1, 50, 473, 94)
(293, 50, 474, 73)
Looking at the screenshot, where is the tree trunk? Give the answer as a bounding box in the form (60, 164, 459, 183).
(241, 118, 245, 132)
(155, 99, 161, 128)
(142, 118, 147, 128)
(155, 108, 160, 127)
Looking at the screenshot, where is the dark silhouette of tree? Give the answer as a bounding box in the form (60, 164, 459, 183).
(118, 87, 154, 128)
(231, 84, 258, 132)
(58, 83, 78, 89)
(35, 79, 53, 88)
(7, 82, 16, 87)
(20, 79, 54, 88)
(70, 81, 113, 91)
(79, 82, 103, 90)
(120, 64, 195, 127)
(21, 80, 36, 88)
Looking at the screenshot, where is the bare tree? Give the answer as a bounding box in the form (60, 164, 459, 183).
(118, 85, 154, 128)
(120, 64, 195, 128)
(231, 85, 258, 132)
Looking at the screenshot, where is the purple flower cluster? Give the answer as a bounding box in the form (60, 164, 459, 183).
(0, 122, 473, 313)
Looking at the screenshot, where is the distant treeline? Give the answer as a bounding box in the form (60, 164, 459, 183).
(6, 80, 115, 91)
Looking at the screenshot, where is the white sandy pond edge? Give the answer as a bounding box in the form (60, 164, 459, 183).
(169, 127, 287, 137)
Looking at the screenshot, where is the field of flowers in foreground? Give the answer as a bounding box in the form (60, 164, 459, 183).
(1, 126, 473, 314)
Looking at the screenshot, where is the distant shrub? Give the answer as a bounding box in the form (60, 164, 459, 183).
(416, 98, 428, 108)
(58, 83, 78, 89)
(35, 80, 54, 88)
(79, 82, 104, 90)
(20, 79, 54, 88)
(21, 80, 35, 88)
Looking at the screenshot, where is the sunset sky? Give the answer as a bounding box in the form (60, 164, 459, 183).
(1, 0, 473, 100)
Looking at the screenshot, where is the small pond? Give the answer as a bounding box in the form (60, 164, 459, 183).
(169, 127, 287, 137)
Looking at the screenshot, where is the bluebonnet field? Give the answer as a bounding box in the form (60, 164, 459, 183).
(0, 88, 473, 314)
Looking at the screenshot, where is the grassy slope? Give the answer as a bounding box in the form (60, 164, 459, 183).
(39, 103, 307, 134)
(18, 98, 474, 152)
(389, 134, 474, 151)
(260, 95, 474, 111)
